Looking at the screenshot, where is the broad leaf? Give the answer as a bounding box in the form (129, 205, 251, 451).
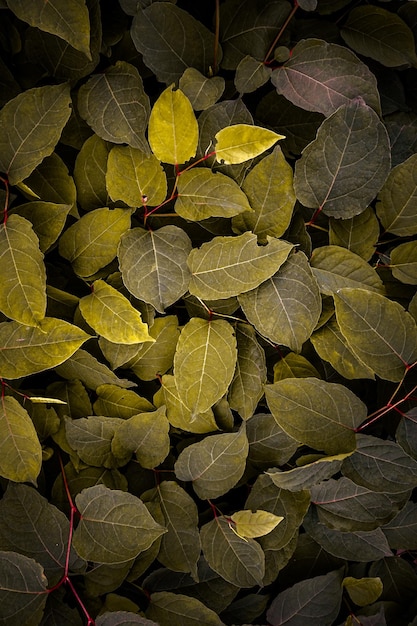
(0, 551, 48, 626)
(265, 378, 366, 454)
(188, 232, 293, 300)
(73, 485, 166, 564)
(234, 55, 271, 94)
(0, 214, 46, 326)
(74, 135, 111, 212)
(148, 84, 198, 165)
(273, 353, 321, 381)
(147, 591, 223, 626)
(126, 316, 180, 382)
(179, 68, 225, 112)
(267, 454, 348, 492)
(65, 416, 129, 469)
(0, 83, 71, 184)
(328, 207, 380, 261)
(215, 124, 284, 165)
(174, 424, 248, 500)
(390, 241, 417, 284)
(230, 510, 283, 539)
(247, 413, 298, 469)
(22, 152, 77, 209)
(0, 318, 89, 379)
(382, 501, 417, 550)
(97, 611, 158, 626)
(11, 201, 72, 253)
(93, 385, 154, 419)
(376, 154, 417, 236)
(342, 576, 383, 607)
(54, 349, 136, 391)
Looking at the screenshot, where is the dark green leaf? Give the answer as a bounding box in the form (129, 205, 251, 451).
(390, 240, 417, 284)
(234, 55, 271, 94)
(267, 454, 348, 492)
(96, 611, 158, 626)
(0, 551, 48, 626)
(65, 415, 129, 469)
(246, 413, 298, 469)
(146, 591, 223, 626)
(376, 154, 417, 236)
(179, 68, 225, 111)
(328, 207, 380, 261)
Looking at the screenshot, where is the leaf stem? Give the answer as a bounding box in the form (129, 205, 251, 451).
(213, 0, 220, 75)
(264, 1, 298, 64)
(0, 175, 9, 224)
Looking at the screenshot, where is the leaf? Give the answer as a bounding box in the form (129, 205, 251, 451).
(0, 83, 71, 184)
(294, 100, 390, 219)
(173, 318, 237, 416)
(200, 516, 265, 587)
(0, 396, 42, 483)
(106, 146, 167, 208)
(232, 146, 296, 240)
(234, 55, 271, 94)
(328, 207, 380, 261)
(342, 576, 383, 607)
(376, 154, 417, 236)
(73, 485, 166, 564)
(146, 591, 223, 626)
(0, 551, 48, 626)
(131, 3, 217, 84)
(341, 6, 417, 68)
(266, 569, 343, 626)
(119, 226, 192, 313)
(93, 385, 154, 419)
(59, 207, 132, 277)
(78, 61, 150, 152)
(175, 168, 252, 221)
(54, 349, 136, 391)
(188, 232, 293, 300)
(65, 416, 129, 469)
(79, 280, 153, 344)
(97, 611, 158, 626)
(74, 135, 111, 212)
(230, 510, 283, 539)
(215, 124, 284, 165)
(334, 287, 417, 382)
(271, 38, 381, 117)
(239, 251, 321, 352)
(22, 152, 77, 210)
(247, 413, 298, 468)
(0, 214, 46, 326)
(390, 241, 417, 285)
(265, 377, 366, 454)
(7, 0, 91, 58)
(149, 84, 198, 165)
(382, 501, 417, 550)
(11, 201, 72, 253)
(179, 68, 225, 111)
(126, 316, 180, 382)
(267, 454, 348, 492)
(273, 353, 321, 381)
(174, 424, 248, 500)
(0, 318, 89, 380)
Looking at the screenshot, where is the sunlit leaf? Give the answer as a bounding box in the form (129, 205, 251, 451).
(215, 124, 284, 165)
(11, 201, 72, 253)
(390, 241, 417, 285)
(376, 154, 417, 236)
(93, 385, 154, 419)
(231, 510, 283, 539)
(0, 551, 48, 626)
(328, 207, 380, 261)
(342, 576, 383, 607)
(54, 349, 136, 391)
(74, 134, 111, 212)
(267, 454, 349, 492)
(126, 316, 180, 382)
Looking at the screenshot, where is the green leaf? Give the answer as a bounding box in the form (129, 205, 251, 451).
(97, 611, 158, 626)
(0, 318, 89, 380)
(239, 251, 321, 352)
(0, 83, 71, 184)
(215, 124, 284, 165)
(341, 6, 417, 68)
(126, 316, 180, 382)
(54, 349, 136, 391)
(376, 154, 417, 236)
(7, 0, 91, 58)
(188, 232, 293, 300)
(78, 61, 150, 152)
(232, 146, 296, 240)
(131, 3, 217, 84)
(22, 152, 77, 210)
(272, 38, 381, 117)
(200, 516, 265, 587)
(79, 280, 153, 344)
(247, 412, 298, 469)
(382, 501, 417, 550)
(390, 241, 417, 285)
(334, 287, 417, 382)
(11, 201, 72, 253)
(179, 68, 225, 111)
(267, 454, 349, 492)
(342, 576, 383, 607)
(0, 396, 42, 483)
(0, 214, 46, 326)
(174, 424, 248, 500)
(73, 485, 166, 564)
(0, 551, 48, 626)
(230, 510, 283, 539)
(175, 168, 252, 221)
(294, 100, 390, 218)
(173, 318, 237, 416)
(328, 207, 380, 261)
(119, 226, 191, 313)
(59, 207, 132, 277)
(65, 416, 129, 469)
(266, 569, 343, 626)
(146, 591, 223, 626)
(273, 353, 321, 381)
(74, 135, 111, 212)
(234, 55, 271, 94)
(265, 378, 366, 454)
(106, 146, 167, 208)
(93, 385, 154, 419)
(112, 406, 170, 469)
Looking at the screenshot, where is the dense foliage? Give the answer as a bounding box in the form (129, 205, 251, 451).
(1, 0, 417, 624)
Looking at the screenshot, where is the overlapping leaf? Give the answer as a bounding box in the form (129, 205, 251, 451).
(74, 135, 111, 212)
(390, 241, 417, 285)
(0, 551, 48, 626)
(375, 154, 417, 236)
(328, 207, 380, 261)
(65, 416, 128, 469)
(54, 349, 136, 391)
(179, 68, 225, 111)
(267, 454, 349, 492)
(234, 55, 271, 94)
(11, 201, 71, 253)
(215, 124, 284, 165)
(126, 316, 180, 381)
(246, 413, 298, 469)
(93, 385, 154, 419)
(146, 591, 223, 626)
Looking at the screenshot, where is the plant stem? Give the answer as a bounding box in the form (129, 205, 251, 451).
(264, 1, 299, 64)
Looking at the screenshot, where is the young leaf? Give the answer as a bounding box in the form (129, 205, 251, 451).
(146, 591, 223, 626)
(148, 84, 198, 165)
(0, 214, 46, 326)
(74, 135, 111, 212)
(73, 484, 166, 564)
(174, 424, 248, 500)
(234, 55, 271, 95)
(79, 280, 153, 344)
(376, 154, 417, 236)
(0, 83, 71, 184)
(0, 551, 48, 626)
(230, 510, 283, 539)
(188, 232, 293, 300)
(342, 576, 383, 607)
(179, 68, 225, 111)
(390, 241, 417, 284)
(215, 124, 284, 165)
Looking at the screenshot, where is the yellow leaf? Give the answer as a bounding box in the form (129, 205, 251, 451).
(230, 509, 284, 539)
(215, 124, 285, 164)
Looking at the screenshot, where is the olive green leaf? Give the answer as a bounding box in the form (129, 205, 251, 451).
(342, 576, 383, 607)
(112, 406, 170, 469)
(11, 201, 72, 253)
(215, 124, 284, 165)
(7, 0, 91, 58)
(93, 384, 154, 419)
(0, 318, 89, 380)
(65, 416, 129, 469)
(234, 55, 271, 95)
(179, 68, 225, 111)
(174, 424, 248, 500)
(0, 214, 46, 326)
(247, 413, 299, 469)
(175, 168, 252, 221)
(272, 38, 381, 117)
(334, 287, 417, 382)
(294, 100, 390, 219)
(106, 146, 167, 208)
(265, 378, 366, 454)
(0, 551, 48, 626)
(119, 226, 191, 313)
(74, 135, 111, 212)
(146, 591, 223, 626)
(200, 516, 265, 587)
(267, 454, 349, 492)
(0, 396, 42, 484)
(341, 6, 417, 68)
(188, 232, 293, 300)
(328, 207, 380, 261)
(239, 251, 321, 352)
(174, 317, 237, 416)
(97, 611, 158, 626)
(54, 349, 136, 391)
(59, 207, 132, 277)
(390, 241, 417, 285)
(73, 485, 166, 564)
(126, 316, 180, 382)
(78, 61, 150, 152)
(230, 510, 283, 539)
(376, 154, 417, 236)
(22, 152, 77, 210)
(273, 353, 321, 381)
(382, 501, 417, 550)
(79, 280, 153, 344)
(0, 83, 71, 184)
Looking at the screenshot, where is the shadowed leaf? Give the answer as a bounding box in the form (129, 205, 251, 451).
(0, 551, 48, 626)
(147, 591, 223, 626)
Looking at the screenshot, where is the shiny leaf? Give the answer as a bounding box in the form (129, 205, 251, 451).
(215, 124, 284, 165)
(230, 510, 283, 539)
